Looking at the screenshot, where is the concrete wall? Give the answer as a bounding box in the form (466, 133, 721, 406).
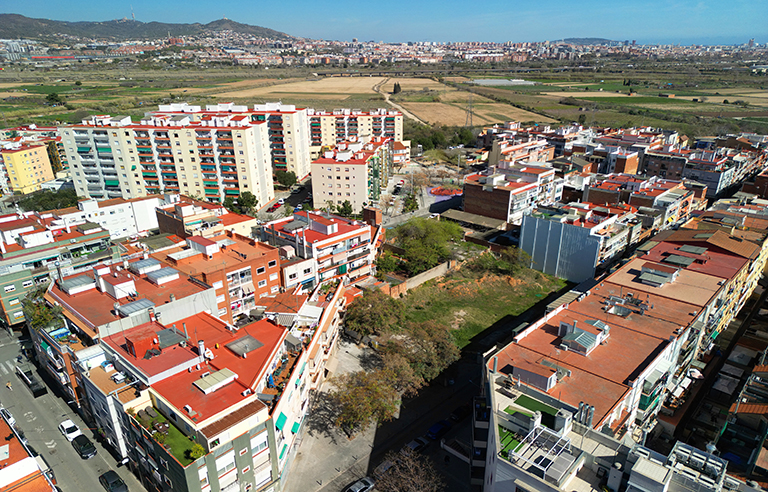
(405, 261, 453, 290)
(520, 215, 600, 282)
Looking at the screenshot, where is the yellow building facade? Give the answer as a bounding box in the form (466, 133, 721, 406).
(1, 143, 54, 194)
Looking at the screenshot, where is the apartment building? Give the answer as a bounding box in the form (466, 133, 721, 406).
(488, 136, 555, 167)
(60, 111, 274, 205)
(0, 213, 112, 327)
(40, 257, 216, 405)
(306, 108, 403, 156)
(463, 163, 563, 225)
(1, 124, 69, 171)
(37, 195, 166, 240)
(155, 194, 257, 239)
(0, 411, 57, 491)
(150, 102, 314, 180)
(70, 281, 345, 492)
(261, 211, 378, 284)
(0, 142, 55, 194)
(153, 231, 281, 324)
(310, 137, 394, 212)
(475, 240, 762, 489)
(520, 202, 643, 281)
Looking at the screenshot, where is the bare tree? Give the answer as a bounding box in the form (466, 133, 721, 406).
(375, 451, 445, 492)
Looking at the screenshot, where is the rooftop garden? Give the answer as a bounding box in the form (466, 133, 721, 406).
(131, 407, 201, 466)
(499, 426, 522, 456)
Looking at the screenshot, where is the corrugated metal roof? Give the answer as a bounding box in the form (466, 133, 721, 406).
(146, 267, 179, 283)
(117, 298, 155, 317)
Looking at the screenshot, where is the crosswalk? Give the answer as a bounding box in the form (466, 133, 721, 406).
(0, 360, 16, 375)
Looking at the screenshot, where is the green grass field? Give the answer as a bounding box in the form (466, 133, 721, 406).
(402, 270, 566, 349)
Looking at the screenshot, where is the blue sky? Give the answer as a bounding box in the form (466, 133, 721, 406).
(6, 0, 767, 44)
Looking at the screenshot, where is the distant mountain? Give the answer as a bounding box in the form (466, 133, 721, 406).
(558, 37, 620, 45)
(0, 14, 295, 41)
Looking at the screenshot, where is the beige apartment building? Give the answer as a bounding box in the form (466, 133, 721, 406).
(311, 138, 393, 212)
(60, 112, 274, 206)
(307, 108, 403, 158)
(0, 142, 55, 194)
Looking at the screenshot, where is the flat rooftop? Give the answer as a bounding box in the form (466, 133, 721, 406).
(150, 314, 286, 424)
(47, 260, 208, 335)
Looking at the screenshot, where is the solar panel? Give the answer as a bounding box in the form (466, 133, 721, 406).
(60, 275, 96, 293)
(129, 258, 161, 274)
(146, 267, 179, 283)
(117, 298, 155, 317)
(226, 335, 263, 357)
(638, 272, 671, 286)
(663, 254, 695, 267)
(679, 245, 707, 255)
(156, 328, 185, 349)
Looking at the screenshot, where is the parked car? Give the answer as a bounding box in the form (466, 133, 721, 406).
(294, 206, 303, 212)
(58, 419, 82, 441)
(15, 364, 47, 397)
(0, 407, 15, 427)
(400, 437, 429, 456)
(450, 402, 472, 422)
(342, 477, 375, 492)
(277, 198, 285, 205)
(426, 420, 452, 440)
(98, 470, 128, 492)
(72, 435, 97, 459)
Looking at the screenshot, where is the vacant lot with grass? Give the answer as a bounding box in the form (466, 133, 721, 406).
(401, 269, 566, 349)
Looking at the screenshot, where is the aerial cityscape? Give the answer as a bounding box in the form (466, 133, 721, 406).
(0, 4, 766, 492)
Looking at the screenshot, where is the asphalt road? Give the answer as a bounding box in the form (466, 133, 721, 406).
(0, 329, 143, 492)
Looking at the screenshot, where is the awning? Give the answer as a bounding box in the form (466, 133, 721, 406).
(279, 443, 288, 460)
(76, 146, 91, 152)
(325, 357, 339, 375)
(275, 412, 287, 431)
(104, 179, 119, 187)
(291, 421, 300, 434)
(241, 284, 255, 295)
(40, 341, 50, 352)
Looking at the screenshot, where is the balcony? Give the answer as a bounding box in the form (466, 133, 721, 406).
(131, 408, 197, 467)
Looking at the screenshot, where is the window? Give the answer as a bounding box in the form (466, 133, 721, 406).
(8, 298, 19, 306)
(213, 281, 224, 289)
(4, 285, 15, 293)
(250, 432, 268, 455)
(239, 448, 248, 456)
(256, 267, 265, 275)
(268, 260, 277, 268)
(270, 285, 279, 293)
(242, 466, 251, 474)
(303, 268, 312, 274)
(288, 273, 298, 280)
(22, 280, 33, 288)
(269, 273, 278, 281)
(258, 280, 267, 288)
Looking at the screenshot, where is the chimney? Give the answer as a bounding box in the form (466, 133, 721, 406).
(170, 293, 176, 302)
(113, 302, 120, 317)
(123, 259, 129, 269)
(198, 340, 205, 362)
(492, 356, 497, 373)
(148, 307, 155, 322)
(183, 322, 188, 339)
(577, 401, 584, 423)
(587, 405, 595, 427)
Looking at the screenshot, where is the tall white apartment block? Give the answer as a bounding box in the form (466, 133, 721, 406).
(59, 111, 274, 206)
(307, 108, 404, 158)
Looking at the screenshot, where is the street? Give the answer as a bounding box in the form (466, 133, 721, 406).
(0, 329, 143, 492)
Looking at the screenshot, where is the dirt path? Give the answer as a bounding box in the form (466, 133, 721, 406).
(373, 77, 429, 125)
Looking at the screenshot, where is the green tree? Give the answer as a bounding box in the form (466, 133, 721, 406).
(238, 191, 258, 215)
(337, 200, 354, 217)
(393, 82, 402, 94)
(376, 252, 399, 274)
(223, 196, 237, 213)
(394, 218, 463, 275)
(344, 289, 404, 336)
(274, 170, 297, 188)
(188, 444, 205, 460)
(45, 93, 63, 105)
(330, 371, 400, 437)
(22, 288, 62, 331)
(18, 189, 79, 212)
(74, 81, 82, 86)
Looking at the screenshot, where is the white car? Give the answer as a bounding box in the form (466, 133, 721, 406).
(277, 198, 285, 205)
(58, 419, 82, 441)
(0, 408, 14, 427)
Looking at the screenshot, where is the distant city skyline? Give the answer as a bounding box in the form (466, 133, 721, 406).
(4, 0, 767, 45)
